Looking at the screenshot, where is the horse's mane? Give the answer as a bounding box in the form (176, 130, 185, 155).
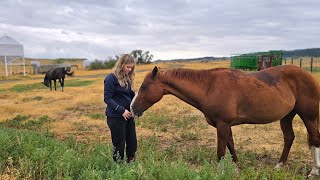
(157, 68, 228, 84)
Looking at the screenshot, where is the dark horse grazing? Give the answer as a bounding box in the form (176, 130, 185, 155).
(43, 67, 74, 91)
(131, 65, 320, 177)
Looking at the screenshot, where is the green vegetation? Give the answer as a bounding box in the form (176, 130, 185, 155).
(6, 79, 94, 92)
(137, 109, 172, 132)
(10, 82, 47, 92)
(284, 48, 320, 57)
(131, 50, 153, 64)
(72, 121, 99, 131)
(0, 128, 214, 179)
(0, 115, 52, 131)
(88, 59, 117, 70)
(22, 96, 43, 102)
(0, 127, 309, 179)
(88, 50, 153, 70)
(65, 79, 94, 87)
(180, 131, 198, 140)
(137, 108, 204, 134)
(55, 58, 65, 64)
(86, 113, 105, 120)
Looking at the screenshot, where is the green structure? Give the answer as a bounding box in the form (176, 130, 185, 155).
(231, 50, 283, 70)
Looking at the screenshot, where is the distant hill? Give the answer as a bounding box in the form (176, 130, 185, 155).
(154, 48, 320, 62)
(284, 48, 320, 57)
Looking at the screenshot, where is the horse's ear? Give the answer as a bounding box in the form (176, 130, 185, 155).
(152, 66, 158, 78)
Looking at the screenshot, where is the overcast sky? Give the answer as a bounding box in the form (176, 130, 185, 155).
(0, 0, 319, 60)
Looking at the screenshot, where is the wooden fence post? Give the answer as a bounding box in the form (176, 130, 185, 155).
(311, 57, 313, 72)
(291, 58, 293, 64)
(284, 58, 286, 65)
(300, 58, 302, 68)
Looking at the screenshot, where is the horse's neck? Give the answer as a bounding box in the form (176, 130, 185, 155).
(160, 75, 203, 109)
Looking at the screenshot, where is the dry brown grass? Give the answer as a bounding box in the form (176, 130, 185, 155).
(0, 60, 319, 165)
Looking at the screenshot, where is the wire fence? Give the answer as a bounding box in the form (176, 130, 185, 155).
(283, 57, 320, 73)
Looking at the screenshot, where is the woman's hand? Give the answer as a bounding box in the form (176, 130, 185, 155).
(122, 109, 132, 121)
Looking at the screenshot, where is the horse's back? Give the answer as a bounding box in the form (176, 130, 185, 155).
(245, 65, 319, 95)
(265, 65, 320, 100)
(45, 68, 54, 79)
(47, 67, 66, 79)
(218, 65, 320, 124)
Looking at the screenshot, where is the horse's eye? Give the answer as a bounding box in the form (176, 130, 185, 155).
(141, 84, 147, 91)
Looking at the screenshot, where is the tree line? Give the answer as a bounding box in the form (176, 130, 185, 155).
(284, 48, 320, 58)
(88, 50, 153, 70)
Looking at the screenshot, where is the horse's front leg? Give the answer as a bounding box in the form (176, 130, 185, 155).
(49, 81, 52, 90)
(227, 129, 238, 163)
(59, 78, 64, 92)
(275, 111, 296, 168)
(54, 80, 57, 91)
(217, 121, 231, 161)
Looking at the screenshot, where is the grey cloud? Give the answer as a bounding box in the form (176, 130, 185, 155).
(0, 0, 319, 60)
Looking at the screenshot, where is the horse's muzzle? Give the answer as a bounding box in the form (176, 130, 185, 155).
(131, 106, 143, 117)
(135, 111, 143, 117)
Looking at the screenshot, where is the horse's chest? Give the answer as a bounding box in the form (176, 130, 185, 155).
(204, 116, 217, 127)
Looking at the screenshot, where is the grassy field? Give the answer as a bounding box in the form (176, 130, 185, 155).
(1, 60, 320, 179)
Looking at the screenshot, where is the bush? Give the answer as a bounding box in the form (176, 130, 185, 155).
(88, 60, 116, 70)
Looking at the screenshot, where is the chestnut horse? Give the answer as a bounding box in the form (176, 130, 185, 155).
(131, 65, 320, 177)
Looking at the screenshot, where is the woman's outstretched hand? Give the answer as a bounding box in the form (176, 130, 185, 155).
(122, 109, 132, 120)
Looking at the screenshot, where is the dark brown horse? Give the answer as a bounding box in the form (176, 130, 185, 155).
(130, 65, 320, 177)
(43, 67, 74, 91)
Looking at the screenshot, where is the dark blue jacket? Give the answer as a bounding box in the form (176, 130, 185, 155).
(104, 73, 135, 117)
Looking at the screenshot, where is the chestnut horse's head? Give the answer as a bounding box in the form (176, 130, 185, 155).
(131, 66, 165, 117)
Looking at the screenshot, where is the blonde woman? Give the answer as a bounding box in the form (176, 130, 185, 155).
(104, 54, 137, 163)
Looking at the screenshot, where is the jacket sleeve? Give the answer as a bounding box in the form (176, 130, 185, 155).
(104, 74, 125, 115)
(130, 88, 136, 98)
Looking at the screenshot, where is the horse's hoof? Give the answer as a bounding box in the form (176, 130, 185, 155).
(234, 165, 240, 174)
(308, 173, 319, 179)
(274, 162, 284, 169)
(308, 167, 320, 178)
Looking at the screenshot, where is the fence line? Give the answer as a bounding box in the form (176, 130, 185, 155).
(283, 57, 320, 73)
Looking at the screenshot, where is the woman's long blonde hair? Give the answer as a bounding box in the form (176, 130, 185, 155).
(111, 54, 136, 90)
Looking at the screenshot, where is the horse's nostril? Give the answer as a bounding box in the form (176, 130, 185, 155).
(135, 109, 143, 117)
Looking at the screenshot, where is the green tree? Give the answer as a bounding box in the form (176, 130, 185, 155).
(55, 58, 65, 64)
(104, 56, 117, 69)
(130, 50, 153, 64)
(88, 59, 104, 70)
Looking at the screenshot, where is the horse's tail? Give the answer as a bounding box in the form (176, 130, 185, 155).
(64, 67, 74, 76)
(66, 71, 74, 76)
(318, 98, 320, 146)
(307, 107, 320, 148)
(311, 105, 320, 147)
(308, 85, 320, 147)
